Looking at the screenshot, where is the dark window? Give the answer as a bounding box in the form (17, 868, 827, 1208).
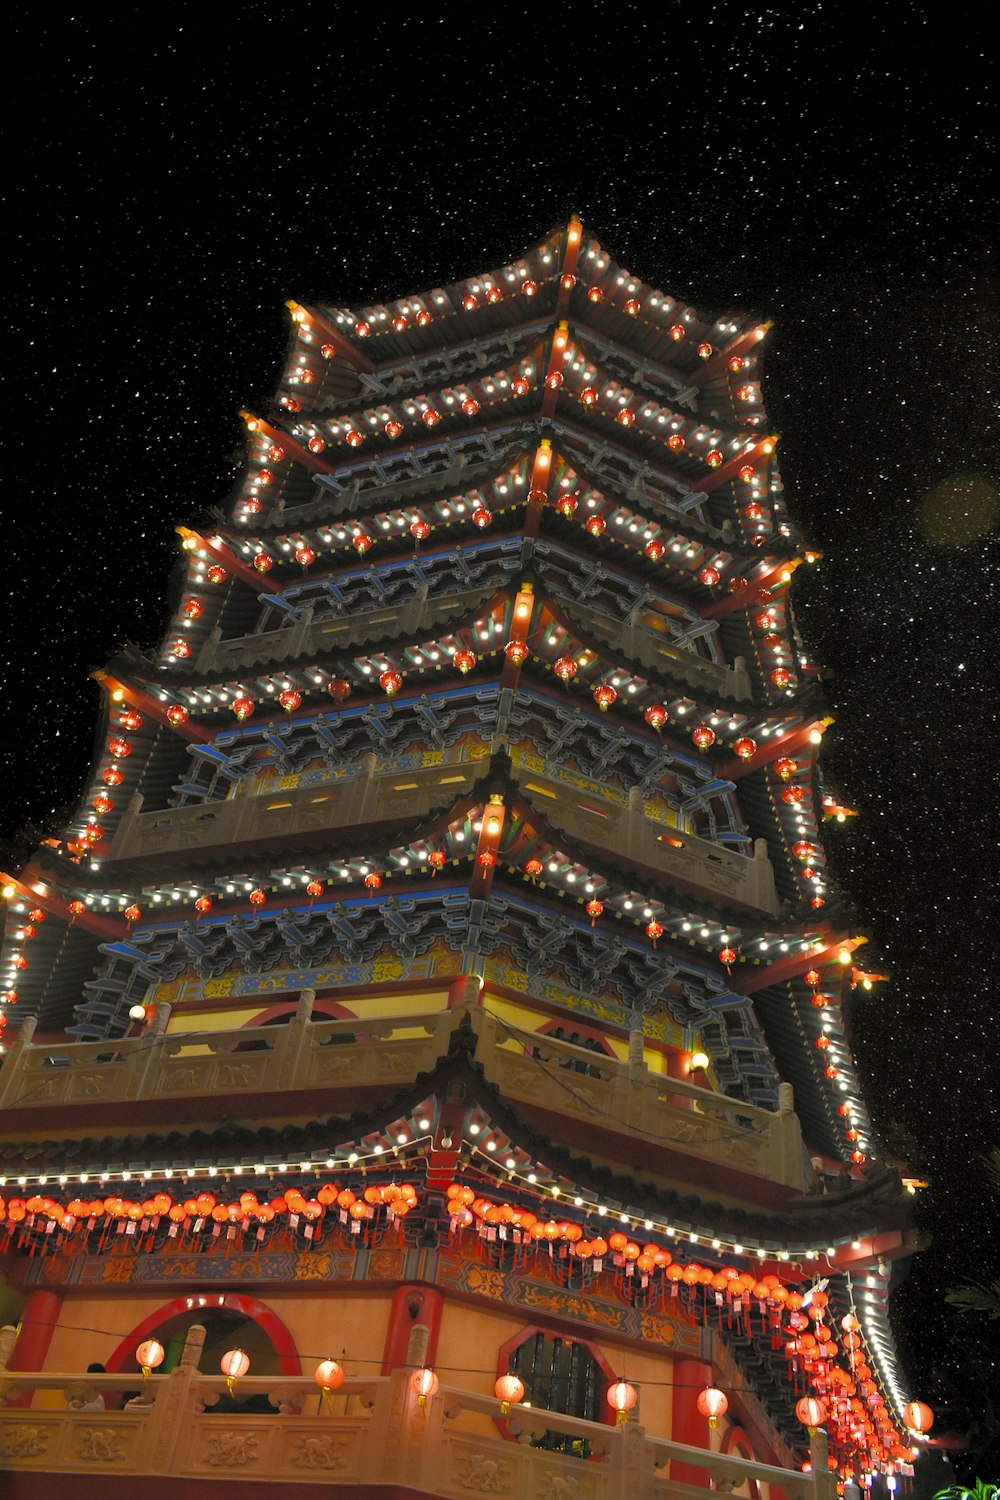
(533, 1027, 608, 1078)
(508, 1333, 601, 1456)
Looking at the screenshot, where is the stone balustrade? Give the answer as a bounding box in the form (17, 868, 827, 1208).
(0, 1003, 812, 1191)
(0, 1351, 835, 1498)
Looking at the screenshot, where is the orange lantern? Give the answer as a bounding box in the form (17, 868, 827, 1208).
(315, 1358, 345, 1406)
(221, 1347, 250, 1394)
(903, 1401, 933, 1435)
(697, 1385, 729, 1429)
(410, 1367, 439, 1406)
(136, 1339, 165, 1378)
(494, 1373, 525, 1415)
(607, 1378, 638, 1424)
(796, 1395, 829, 1429)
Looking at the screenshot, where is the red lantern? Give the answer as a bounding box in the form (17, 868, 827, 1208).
(68, 901, 85, 919)
(646, 920, 663, 947)
(353, 532, 373, 555)
(744, 503, 763, 522)
(697, 342, 713, 359)
(554, 656, 578, 682)
(245, 495, 264, 514)
(727, 356, 743, 373)
(107, 737, 131, 758)
(194, 896, 212, 915)
(644, 704, 667, 731)
(607, 1378, 638, 1422)
(12, 955, 27, 970)
(521, 279, 537, 297)
(775, 757, 798, 780)
(585, 515, 606, 537)
(429, 851, 447, 875)
(792, 840, 815, 860)
(556, 494, 578, 518)
(669, 323, 686, 341)
(83, 823, 103, 844)
(796, 1396, 829, 1429)
(616, 407, 635, 427)
(279, 689, 302, 713)
(232, 696, 255, 721)
(587, 285, 603, 303)
(781, 785, 805, 805)
(699, 565, 720, 587)
(328, 679, 351, 704)
(667, 432, 685, 451)
(29, 910, 45, 924)
(586, 899, 603, 926)
(511, 376, 530, 396)
(504, 640, 528, 665)
(124, 904, 141, 924)
(355, 321, 371, 337)
(454, 649, 477, 674)
(623, 298, 640, 317)
(706, 449, 723, 468)
(181, 597, 205, 622)
(692, 724, 716, 752)
(254, 553, 273, 573)
(410, 1367, 438, 1405)
(207, 565, 227, 584)
(733, 736, 757, 760)
(719, 946, 737, 972)
(92, 792, 113, 814)
(771, 667, 791, 688)
(644, 539, 665, 562)
(295, 545, 316, 567)
(392, 313, 408, 331)
(257, 468, 274, 486)
(903, 1401, 933, 1435)
(385, 419, 403, 439)
(415, 309, 432, 326)
(248, 889, 266, 907)
(545, 371, 564, 390)
(593, 682, 617, 711)
(1, 988, 18, 1003)
(485, 286, 502, 304)
(308, 436, 326, 454)
(102, 766, 124, 787)
(315, 1359, 344, 1396)
(319, 343, 335, 361)
(422, 409, 441, 428)
(167, 705, 189, 727)
(494, 1373, 525, 1415)
(171, 639, 191, 658)
(527, 488, 547, 505)
(696, 1385, 729, 1428)
(364, 872, 383, 893)
(306, 881, 324, 900)
(379, 669, 403, 696)
(462, 294, 478, 311)
(728, 576, 749, 595)
(805, 969, 822, 988)
(472, 506, 493, 529)
(524, 858, 543, 883)
(346, 428, 364, 447)
(477, 850, 496, 869)
(410, 518, 431, 543)
(580, 386, 598, 407)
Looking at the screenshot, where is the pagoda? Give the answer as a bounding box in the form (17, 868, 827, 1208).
(0, 221, 930, 1498)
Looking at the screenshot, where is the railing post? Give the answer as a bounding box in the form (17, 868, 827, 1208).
(144, 1322, 206, 1475)
(132, 1004, 171, 1100)
(810, 1426, 837, 1500)
(279, 987, 316, 1088)
(0, 1014, 36, 1108)
(0, 1324, 18, 1368)
(769, 1081, 811, 1189)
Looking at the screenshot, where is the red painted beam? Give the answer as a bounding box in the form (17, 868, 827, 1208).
(689, 320, 771, 388)
(240, 411, 333, 477)
(716, 718, 831, 781)
(285, 299, 378, 374)
(730, 933, 863, 996)
(1, 872, 123, 940)
(701, 557, 803, 620)
(176, 526, 276, 595)
(92, 669, 208, 744)
(690, 433, 778, 495)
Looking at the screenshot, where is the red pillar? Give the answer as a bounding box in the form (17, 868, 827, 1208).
(380, 1285, 443, 1375)
(7, 1289, 63, 1407)
(665, 1047, 693, 1109)
(672, 1356, 714, 1487)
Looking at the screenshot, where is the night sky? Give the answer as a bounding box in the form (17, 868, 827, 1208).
(6, 8, 998, 1483)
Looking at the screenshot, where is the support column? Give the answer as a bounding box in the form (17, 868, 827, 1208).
(671, 1356, 714, 1488)
(381, 1286, 442, 1375)
(665, 1046, 693, 1110)
(7, 1289, 63, 1407)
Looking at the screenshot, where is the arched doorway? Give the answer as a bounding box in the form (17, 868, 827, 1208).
(105, 1292, 300, 1379)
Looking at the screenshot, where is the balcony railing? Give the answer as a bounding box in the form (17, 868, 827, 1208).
(0, 1001, 812, 1191)
(0, 1332, 835, 1498)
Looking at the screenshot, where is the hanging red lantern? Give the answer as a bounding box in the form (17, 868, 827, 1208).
(410, 518, 431, 543)
(792, 840, 815, 860)
(524, 858, 543, 884)
(719, 946, 737, 972)
(415, 309, 432, 326)
(83, 823, 103, 844)
(207, 565, 227, 584)
(545, 370, 564, 390)
(385, 419, 403, 439)
(504, 640, 528, 665)
(580, 386, 598, 407)
(355, 321, 371, 337)
(392, 313, 408, 331)
(317, 343, 335, 362)
(667, 432, 685, 451)
(280, 396, 301, 413)
(346, 428, 364, 447)
(728, 576, 749, 595)
(124, 904, 142, 924)
(253, 553, 273, 573)
(12, 955, 27, 970)
(739, 464, 757, 484)
(92, 792, 113, 814)
(796, 1396, 829, 1429)
(410, 1367, 439, 1406)
(587, 285, 603, 302)
(428, 851, 447, 875)
(303, 880, 324, 903)
(668, 322, 686, 341)
(454, 649, 477, 674)
(299, 369, 316, 385)
(353, 532, 373, 555)
(379, 669, 403, 696)
(644, 539, 665, 562)
(593, 682, 617, 711)
(364, 871, 383, 893)
(167, 705, 190, 727)
(733, 736, 757, 760)
(307, 436, 326, 454)
(511, 376, 530, 396)
(527, 488, 547, 505)
(815, 1036, 831, 1050)
(556, 494, 578, 518)
(107, 737, 131, 758)
(472, 506, 493, 529)
(771, 667, 791, 688)
(328, 679, 351, 703)
(28, 910, 45, 924)
(699, 565, 720, 587)
(774, 757, 797, 780)
(801, 865, 817, 881)
(422, 409, 441, 428)
(194, 895, 212, 915)
(696, 1385, 729, 1428)
(691, 724, 716, 751)
(279, 688, 302, 713)
(246, 497, 263, 513)
(493, 1373, 525, 1415)
(727, 356, 743, 373)
(623, 298, 640, 317)
(461, 293, 478, 311)
(477, 850, 496, 869)
(171, 639, 191, 658)
(232, 695, 255, 721)
(554, 656, 578, 682)
(295, 545, 316, 567)
(248, 889, 266, 907)
(257, 468, 274, 486)
(179, 596, 204, 621)
(586, 899, 603, 926)
(585, 515, 606, 537)
(460, 396, 480, 417)
(102, 765, 124, 787)
(804, 968, 822, 989)
(646, 920, 663, 946)
(644, 704, 667, 731)
(484, 286, 502, 304)
(697, 342, 713, 359)
(616, 407, 635, 427)
(903, 1402, 933, 1435)
(607, 1378, 638, 1423)
(706, 449, 723, 468)
(744, 503, 763, 522)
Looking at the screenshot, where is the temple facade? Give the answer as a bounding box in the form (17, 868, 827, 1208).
(0, 222, 925, 1497)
